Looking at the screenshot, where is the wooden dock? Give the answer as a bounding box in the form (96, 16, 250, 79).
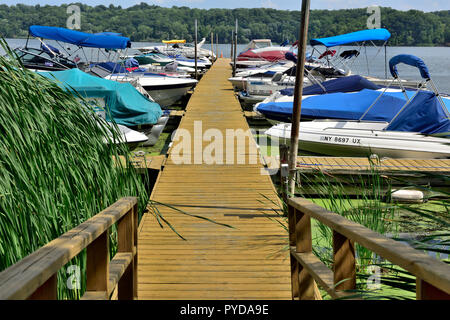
(137, 59, 291, 300)
(263, 156, 450, 174)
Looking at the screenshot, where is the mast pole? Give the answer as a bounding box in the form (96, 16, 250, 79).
(194, 19, 198, 80)
(288, 0, 311, 195)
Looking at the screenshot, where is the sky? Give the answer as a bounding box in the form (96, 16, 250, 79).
(1, 0, 449, 12)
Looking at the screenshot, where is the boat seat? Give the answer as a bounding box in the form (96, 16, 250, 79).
(271, 72, 283, 82)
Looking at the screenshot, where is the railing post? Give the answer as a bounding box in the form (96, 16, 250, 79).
(28, 273, 57, 300)
(117, 205, 137, 300)
(86, 229, 110, 298)
(333, 231, 356, 291)
(416, 278, 450, 300)
(288, 203, 299, 299)
(133, 203, 138, 299)
(295, 207, 316, 300)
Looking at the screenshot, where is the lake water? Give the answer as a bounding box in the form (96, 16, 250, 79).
(3, 38, 450, 92)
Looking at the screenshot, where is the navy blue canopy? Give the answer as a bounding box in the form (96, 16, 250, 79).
(93, 62, 129, 73)
(389, 54, 431, 79)
(29, 25, 131, 49)
(279, 75, 380, 96)
(310, 29, 391, 47)
(41, 43, 60, 57)
(285, 51, 297, 63)
(256, 89, 406, 122)
(386, 91, 450, 135)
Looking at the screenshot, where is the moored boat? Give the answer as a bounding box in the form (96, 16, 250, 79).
(264, 55, 450, 159)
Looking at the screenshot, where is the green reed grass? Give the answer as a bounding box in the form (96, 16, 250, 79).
(295, 163, 397, 273)
(0, 40, 148, 299)
(293, 164, 448, 299)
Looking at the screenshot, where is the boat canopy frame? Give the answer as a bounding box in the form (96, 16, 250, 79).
(358, 55, 450, 132)
(309, 28, 391, 78)
(25, 25, 131, 73)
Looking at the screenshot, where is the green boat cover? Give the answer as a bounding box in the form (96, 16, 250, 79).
(39, 69, 162, 126)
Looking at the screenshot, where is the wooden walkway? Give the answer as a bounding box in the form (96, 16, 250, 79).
(137, 59, 291, 300)
(264, 156, 450, 174)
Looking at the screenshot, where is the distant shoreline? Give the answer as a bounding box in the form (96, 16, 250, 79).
(4, 38, 449, 48)
(0, 6, 448, 46)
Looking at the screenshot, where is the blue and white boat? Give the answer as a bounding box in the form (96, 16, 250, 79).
(265, 55, 450, 159)
(96, 62, 198, 107)
(19, 26, 198, 107)
(237, 29, 392, 105)
(256, 75, 391, 123)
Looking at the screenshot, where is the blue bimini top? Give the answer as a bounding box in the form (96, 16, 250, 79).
(310, 29, 391, 47)
(279, 75, 380, 96)
(29, 25, 131, 49)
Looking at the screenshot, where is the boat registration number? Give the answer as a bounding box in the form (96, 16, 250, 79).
(320, 136, 361, 144)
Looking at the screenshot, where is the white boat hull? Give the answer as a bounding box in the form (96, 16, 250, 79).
(144, 85, 194, 107)
(265, 121, 450, 159)
(107, 74, 197, 107)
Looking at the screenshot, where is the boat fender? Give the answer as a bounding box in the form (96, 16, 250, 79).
(390, 189, 424, 204)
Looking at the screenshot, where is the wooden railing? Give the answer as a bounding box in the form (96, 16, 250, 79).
(0, 197, 138, 300)
(288, 197, 450, 300)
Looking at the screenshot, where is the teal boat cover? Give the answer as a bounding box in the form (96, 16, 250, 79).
(39, 69, 162, 126)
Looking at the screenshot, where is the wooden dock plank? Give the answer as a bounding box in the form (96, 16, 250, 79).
(263, 156, 450, 174)
(137, 58, 291, 300)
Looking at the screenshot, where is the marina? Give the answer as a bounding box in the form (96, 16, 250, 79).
(0, 2, 449, 304)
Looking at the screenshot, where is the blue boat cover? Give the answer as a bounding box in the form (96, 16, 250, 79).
(389, 54, 431, 79)
(124, 58, 140, 68)
(285, 51, 297, 63)
(256, 89, 406, 122)
(279, 75, 380, 96)
(29, 25, 131, 49)
(386, 91, 450, 135)
(39, 69, 162, 126)
(93, 62, 129, 73)
(310, 29, 391, 47)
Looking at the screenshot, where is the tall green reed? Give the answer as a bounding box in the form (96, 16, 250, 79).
(0, 40, 148, 299)
(296, 163, 397, 273)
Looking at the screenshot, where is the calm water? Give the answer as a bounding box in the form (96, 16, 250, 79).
(3, 38, 450, 92)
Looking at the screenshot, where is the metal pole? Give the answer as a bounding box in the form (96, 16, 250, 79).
(194, 19, 198, 80)
(216, 33, 219, 60)
(288, 0, 311, 195)
(211, 31, 214, 63)
(230, 30, 233, 59)
(384, 44, 387, 80)
(233, 19, 238, 77)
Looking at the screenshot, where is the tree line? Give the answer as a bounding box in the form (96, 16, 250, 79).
(0, 3, 448, 46)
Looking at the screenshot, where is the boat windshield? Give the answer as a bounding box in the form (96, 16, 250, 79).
(247, 40, 272, 50)
(13, 47, 77, 69)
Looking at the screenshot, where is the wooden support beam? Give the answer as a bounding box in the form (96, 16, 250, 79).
(117, 205, 136, 300)
(295, 208, 312, 253)
(86, 229, 110, 295)
(417, 279, 450, 300)
(288, 205, 299, 299)
(333, 231, 356, 291)
(28, 274, 57, 300)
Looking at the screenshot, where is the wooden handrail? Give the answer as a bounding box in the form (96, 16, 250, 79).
(0, 197, 138, 300)
(288, 196, 450, 300)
